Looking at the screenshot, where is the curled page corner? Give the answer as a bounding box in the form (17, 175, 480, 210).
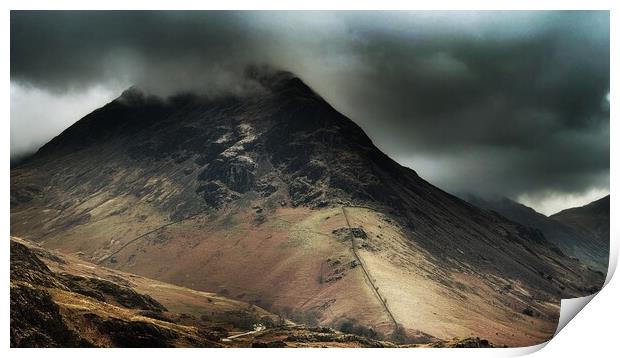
(508, 292, 601, 355)
(508, 341, 549, 356)
(548, 233, 618, 343)
(555, 294, 597, 335)
(511, 236, 617, 355)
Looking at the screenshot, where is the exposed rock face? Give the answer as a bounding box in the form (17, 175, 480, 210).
(11, 240, 63, 288)
(86, 316, 181, 348)
(197, 123, 259, 196)
(57, 273, 166, 311)
(11, 281, 91, 348)
(10, 241, 88, 347)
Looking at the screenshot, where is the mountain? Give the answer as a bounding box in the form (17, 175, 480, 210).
(463, 195, 609, 273)
(10, 69, 604, 347)
(551, 196, 610, 260)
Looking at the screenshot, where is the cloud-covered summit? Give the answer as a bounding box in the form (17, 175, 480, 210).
(10, 11, 610, 213)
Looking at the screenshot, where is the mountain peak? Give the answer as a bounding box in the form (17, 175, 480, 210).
(25, 68, 396, 211)
(245, 65, 294, 83)
(552, 195, 610, 217)
(118, 86, 145, 103)
(243, 65, 319, 99)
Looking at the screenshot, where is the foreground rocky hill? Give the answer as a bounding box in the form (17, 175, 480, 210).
(10, 69, 605, 347)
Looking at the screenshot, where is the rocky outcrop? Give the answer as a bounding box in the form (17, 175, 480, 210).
(429, 337, 494, 348)
(10, 282, 92, 348)
(57, 273, 166, 311)
(10, 240, 220, 347)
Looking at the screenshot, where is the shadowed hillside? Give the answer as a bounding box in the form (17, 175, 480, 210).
(463, 194, 609, 274)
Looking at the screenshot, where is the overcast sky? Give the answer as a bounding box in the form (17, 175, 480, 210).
(10, 11, 609, 215)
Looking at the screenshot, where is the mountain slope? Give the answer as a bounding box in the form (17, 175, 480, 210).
(10, 69, 604, 347)
(551, 195, 610, 251)
(463, 194, 608, 273)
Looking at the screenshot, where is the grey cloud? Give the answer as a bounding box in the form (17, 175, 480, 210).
(10, 10, 610, 208)
(10, 82, 123, 161)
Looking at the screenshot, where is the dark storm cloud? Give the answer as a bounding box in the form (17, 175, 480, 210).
(10, 11, 610, 209)
(10, 11, 270, 94)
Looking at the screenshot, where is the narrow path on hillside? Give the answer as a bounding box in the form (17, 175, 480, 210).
(221, 324, 267, 342)
(341, 206, 399, 333)
(97, 209, 209, 264)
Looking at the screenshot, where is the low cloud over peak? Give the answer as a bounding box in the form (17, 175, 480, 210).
(10, 11, 609, 213)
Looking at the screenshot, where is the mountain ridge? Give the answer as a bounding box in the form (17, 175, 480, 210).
(551, 195, 610, 252)
(462, 194, 609, 272)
